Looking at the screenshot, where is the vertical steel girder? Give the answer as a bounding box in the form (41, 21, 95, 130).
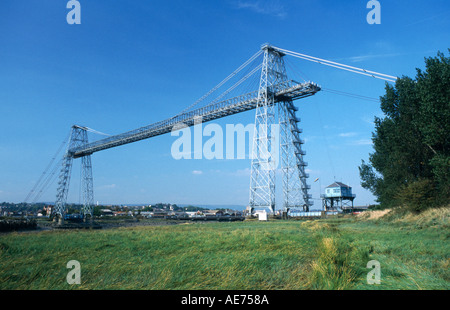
(81, 154, 94, 219)
(54, 125, 94, 222)
(249, 45, 281, 212)
(249, 44, 312, 213)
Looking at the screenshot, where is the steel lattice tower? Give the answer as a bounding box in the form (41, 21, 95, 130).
(249, 44, 312, 213)
(54, 125, 94, 224)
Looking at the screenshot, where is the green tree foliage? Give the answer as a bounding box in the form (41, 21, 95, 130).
(396, 178, 437, 213)
(360, 50, 450, 210)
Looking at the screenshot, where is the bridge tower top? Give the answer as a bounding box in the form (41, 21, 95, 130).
(261, 43, 285, 57)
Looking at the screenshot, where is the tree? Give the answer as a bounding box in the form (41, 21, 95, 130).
(360, 50, 450, 210)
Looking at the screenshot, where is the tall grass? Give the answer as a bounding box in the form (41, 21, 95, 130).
(0, 213, 448, 290)
(0, 222, 316, 289)
(300, 221, 369, 289)
(346, 206, 450, 289)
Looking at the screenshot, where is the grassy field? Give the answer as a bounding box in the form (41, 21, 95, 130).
(0, 208, 448, 290)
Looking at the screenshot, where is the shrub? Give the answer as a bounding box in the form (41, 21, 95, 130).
(396, 179, 437, 213)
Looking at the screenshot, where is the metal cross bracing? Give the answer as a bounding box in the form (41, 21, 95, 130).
(279, 100, 312, 211)
(249, 44, 313, 212)
(48, 43, 397, 223)
(54, 125, 94, 223)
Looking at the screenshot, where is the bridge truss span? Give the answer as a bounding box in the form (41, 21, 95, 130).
(72, 80, 320, 158)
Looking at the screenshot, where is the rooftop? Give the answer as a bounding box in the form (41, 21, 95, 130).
(326, 182, 351, 188)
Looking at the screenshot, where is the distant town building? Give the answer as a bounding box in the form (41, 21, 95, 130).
(203, 210, 224, 217)
(43, 205, 53, 216)
(100, 209, 114, 216)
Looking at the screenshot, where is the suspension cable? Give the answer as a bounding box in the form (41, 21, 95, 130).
(208, 63, 262, 106)
(175, 49, 263, 115)
(321, 87, 381, 103)
(273, 46, 398, 83)
(24, 131, 70, 203)
(85, 127, 111, 136)
(30, 158, 62, 204)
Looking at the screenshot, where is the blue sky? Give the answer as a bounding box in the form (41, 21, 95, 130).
(0, 0, 449, 208)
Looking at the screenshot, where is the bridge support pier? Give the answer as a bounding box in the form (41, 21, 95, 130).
(249, 44, 281, 212)
(53, 125, 94, 224)
(249, 44, 312, 214)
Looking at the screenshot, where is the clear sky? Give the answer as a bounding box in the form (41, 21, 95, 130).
(0, 0, 449, 208)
